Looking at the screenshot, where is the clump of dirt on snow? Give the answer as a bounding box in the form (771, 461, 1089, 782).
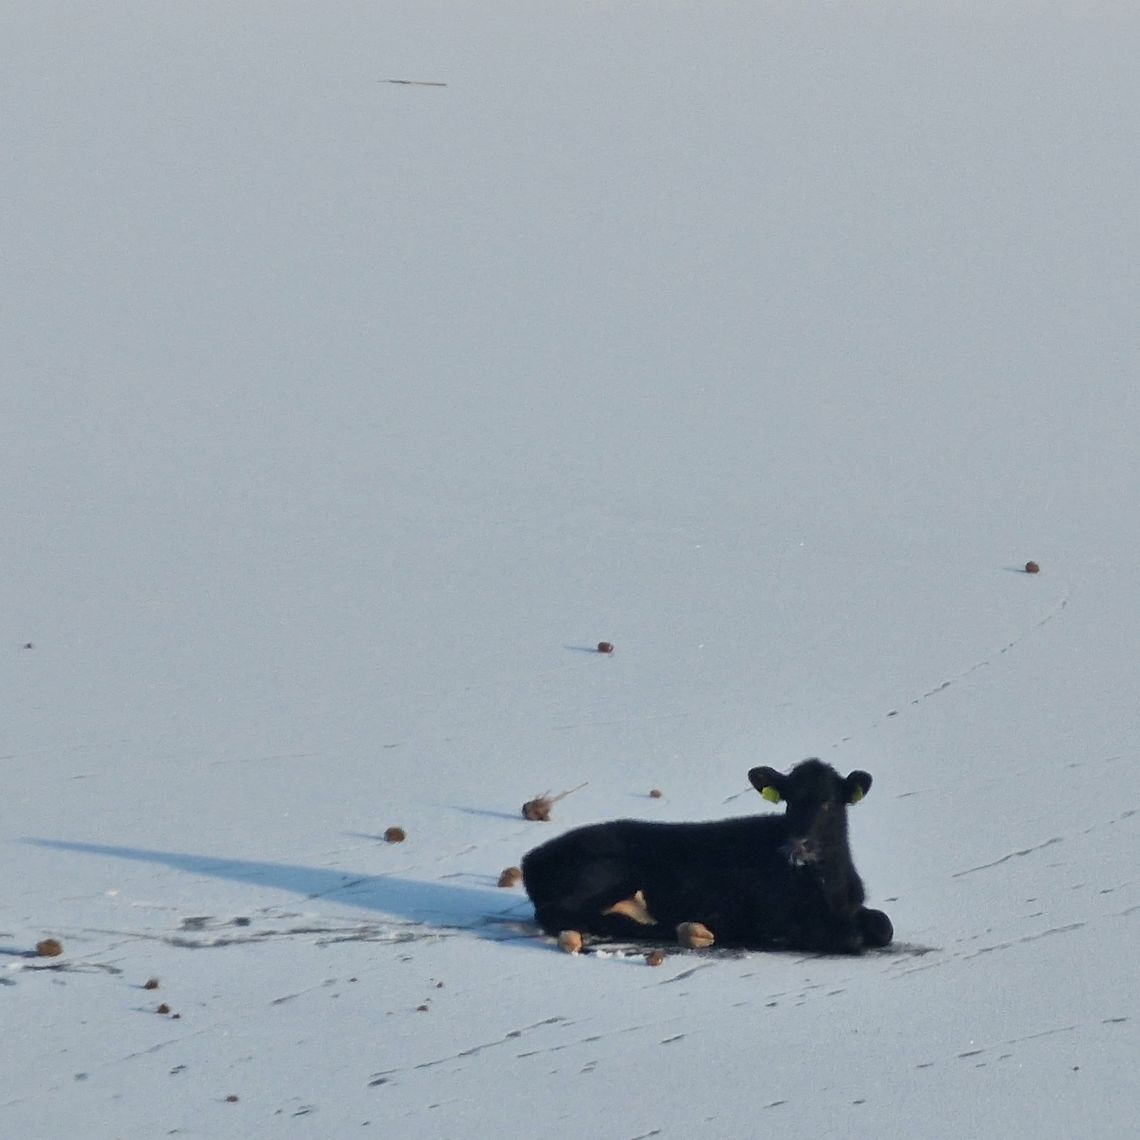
(522, 782, 587, 822)
(498, 866, 523, 888)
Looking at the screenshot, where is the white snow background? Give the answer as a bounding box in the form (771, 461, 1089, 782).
(3, 5, 1138, 1138)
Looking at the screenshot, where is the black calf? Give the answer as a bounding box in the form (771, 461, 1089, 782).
(521, 758, 892, 953)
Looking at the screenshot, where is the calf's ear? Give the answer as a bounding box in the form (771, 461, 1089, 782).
(749, 766, 785, 803)
(845, 770, 872, 804)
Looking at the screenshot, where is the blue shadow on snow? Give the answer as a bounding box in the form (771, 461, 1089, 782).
(24, 838, 535, 943)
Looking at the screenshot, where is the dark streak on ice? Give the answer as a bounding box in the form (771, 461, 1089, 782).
(952, 837, 1063, 878)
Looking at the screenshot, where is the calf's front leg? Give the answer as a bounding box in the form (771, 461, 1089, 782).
(858, 907, 893, 947)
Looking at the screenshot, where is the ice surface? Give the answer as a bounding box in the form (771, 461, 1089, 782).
(3, 6, 1137, 1138)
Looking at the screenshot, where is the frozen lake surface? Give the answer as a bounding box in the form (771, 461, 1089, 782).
(3, 6, 1137, 1137)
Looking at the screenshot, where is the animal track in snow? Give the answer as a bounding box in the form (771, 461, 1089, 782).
(833, 581, 1073, 748)
(911, 1017, 1125, 1073)
(952, 836, 1064, 879)
(891, 921, 1092, 979)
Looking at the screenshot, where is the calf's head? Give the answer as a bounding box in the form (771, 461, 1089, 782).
(748, 758, 871, 868)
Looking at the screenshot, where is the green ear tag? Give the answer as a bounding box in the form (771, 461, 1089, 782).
(761, 786, 781, 804)
(849, 786, 865, 804)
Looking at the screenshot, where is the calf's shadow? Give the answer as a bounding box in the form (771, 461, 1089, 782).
(24, 837, 536, 946)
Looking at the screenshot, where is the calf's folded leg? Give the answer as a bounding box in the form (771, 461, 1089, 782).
(858, 907, 893, 947)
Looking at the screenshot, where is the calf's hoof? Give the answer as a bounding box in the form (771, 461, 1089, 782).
(557, 930, 584, 954)
(676, 921, 715, 950)
(860, 908, 893, 948)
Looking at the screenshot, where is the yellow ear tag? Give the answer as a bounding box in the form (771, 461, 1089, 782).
(761, 786, 782, 804)
(849, 786, 865, 804)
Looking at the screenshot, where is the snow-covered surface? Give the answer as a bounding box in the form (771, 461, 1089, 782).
(3, 6, 1138, 1137)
